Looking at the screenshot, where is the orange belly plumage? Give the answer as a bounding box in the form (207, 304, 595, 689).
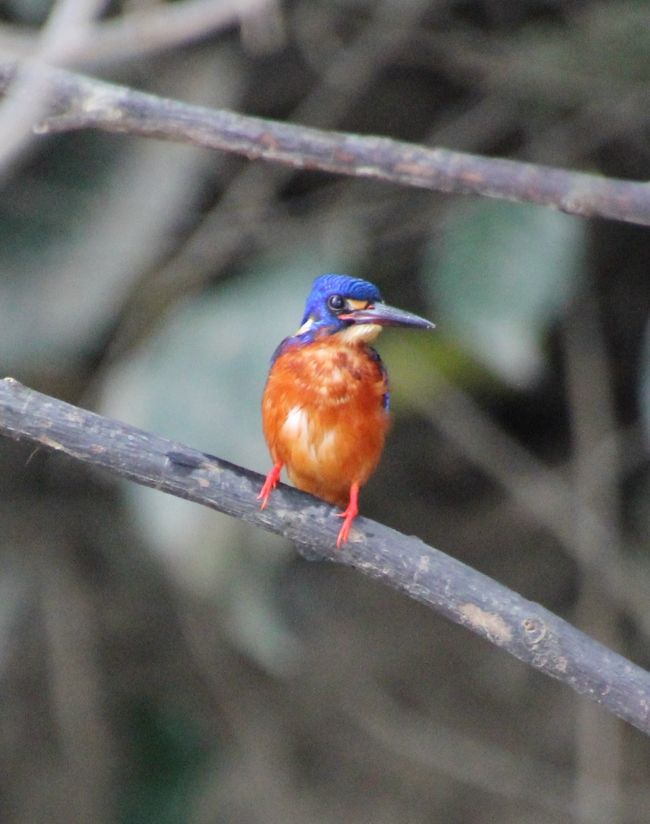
(261, 339, 389, 507)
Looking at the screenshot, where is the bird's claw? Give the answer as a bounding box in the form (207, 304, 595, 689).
(258, 463, 283, 509)
(336, 514, 354, 548)
(335, 482, 360, 548)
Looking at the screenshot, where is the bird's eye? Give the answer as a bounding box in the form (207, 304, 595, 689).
(327, 294, 346, 312)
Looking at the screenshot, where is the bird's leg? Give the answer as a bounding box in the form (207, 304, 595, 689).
(258, 462, 283, 509)
(336, 482, 360, 548)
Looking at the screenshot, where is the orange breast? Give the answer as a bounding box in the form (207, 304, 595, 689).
(261, 339, 390, 506)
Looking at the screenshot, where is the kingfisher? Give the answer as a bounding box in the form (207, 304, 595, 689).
(258, 274, 435, 548)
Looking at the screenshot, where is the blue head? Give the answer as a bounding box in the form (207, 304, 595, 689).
(302, 273, 433, 336)
(300, 274, 382, 331)
(272, 273, 434, 360)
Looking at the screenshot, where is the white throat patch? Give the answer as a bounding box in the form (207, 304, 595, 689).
(336, 323, 382, 344)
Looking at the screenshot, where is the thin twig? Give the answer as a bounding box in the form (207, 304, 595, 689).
(0, 0, 105, 174)
(1, 61, 650, 226)
(0, 0, 275, 67)
(563, 289, 625, 823)
(1, 376, 650, 737)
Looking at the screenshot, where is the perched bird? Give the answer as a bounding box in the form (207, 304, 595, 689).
(258, 274, 434, 547)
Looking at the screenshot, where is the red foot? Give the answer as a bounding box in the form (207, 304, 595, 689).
(336, 482, 360, 548)
(258, 462, 283, 509)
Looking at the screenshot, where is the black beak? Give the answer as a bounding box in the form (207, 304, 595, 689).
(340, 302, 435, 330)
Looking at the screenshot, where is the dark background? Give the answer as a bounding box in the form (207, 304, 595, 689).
(0, 1, 649, 822)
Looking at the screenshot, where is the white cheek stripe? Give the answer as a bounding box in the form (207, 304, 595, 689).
(295, 317, 314, 336)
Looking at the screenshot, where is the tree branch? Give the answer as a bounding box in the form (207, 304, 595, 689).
(1, 60, 650, 226)
(1, 377, 649, 736)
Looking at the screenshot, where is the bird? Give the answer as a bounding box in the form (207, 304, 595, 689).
(258, 274, 435, 548)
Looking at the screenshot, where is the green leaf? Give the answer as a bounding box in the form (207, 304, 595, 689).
(118, 701, 210, 824)
(378, 332, 494, 409)
(422, 201, 585, 386)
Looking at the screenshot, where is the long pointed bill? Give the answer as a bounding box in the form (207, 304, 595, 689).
(340, 302, 435, 330)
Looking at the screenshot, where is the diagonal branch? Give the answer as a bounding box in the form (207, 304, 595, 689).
(1, 60, 650, 226)
(1, 376, 649, 736)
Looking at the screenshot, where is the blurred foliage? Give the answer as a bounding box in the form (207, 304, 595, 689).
(118, 702, 211, 824)
(3, 0, 52, 25)
(423, 200, 585, 386)
(514, 4, 650, 87)
(0, 1, 649, 823)
(0, 48, 243, 370)
(643, 320, 650, 446)
(380, 332, 494, 404)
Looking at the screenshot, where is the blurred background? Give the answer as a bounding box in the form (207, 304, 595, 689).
(0, 0, 649, 822)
